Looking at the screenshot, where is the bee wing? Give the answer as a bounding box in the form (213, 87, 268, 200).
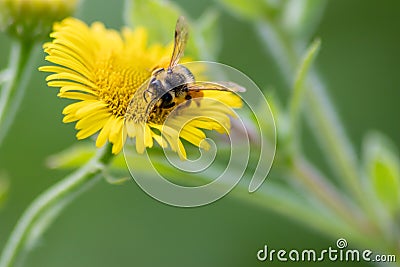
(187, 81, 246, 93)
(125, 78, 159, 123)
(168, 16, 189, 70)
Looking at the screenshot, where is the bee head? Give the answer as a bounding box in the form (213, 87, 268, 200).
(166, 65, 194, 88)
(149, 65, 193, 92)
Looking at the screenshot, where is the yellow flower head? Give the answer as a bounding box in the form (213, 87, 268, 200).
(40, 17, 242, 158)
(0, 0, 78, 41)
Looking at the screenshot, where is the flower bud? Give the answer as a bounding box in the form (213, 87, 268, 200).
(0, 0, 78, 41)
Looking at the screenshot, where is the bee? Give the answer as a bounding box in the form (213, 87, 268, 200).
(125, 16, 245, 124)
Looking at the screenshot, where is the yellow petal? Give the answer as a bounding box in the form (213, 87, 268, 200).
(46, 72, 97, 88)
(76, 118, 106, 139)
(144, 124, 153, 148)
(96, 116, 114, 148)
(57, 92, 97, 101)
(152, 133, 168, 148)
(135, 123, 146, 154)
(75, 111, 110, 130)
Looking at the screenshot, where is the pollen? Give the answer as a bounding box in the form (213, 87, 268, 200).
(95, 61, 149, 117)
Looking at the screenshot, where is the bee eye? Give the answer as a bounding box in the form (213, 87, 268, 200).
(161, 92, 173, 103)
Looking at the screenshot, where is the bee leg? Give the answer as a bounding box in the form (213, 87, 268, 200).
(145, 100, 153, 116)
(143, 90, 148, 103)
(145, 96, 161, 119)
(194, 98, 201, 107)
(163, 102, 176, 109)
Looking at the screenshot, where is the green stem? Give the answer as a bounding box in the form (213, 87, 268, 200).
(0, 144, 114, 267)
(0, 41, 36, 148)
(255, 20, 365, 207)
(290, 156, 373, 235)
(255, 19, 396, 252)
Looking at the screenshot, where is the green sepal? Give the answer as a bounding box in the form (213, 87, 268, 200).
(363, 132, 400, 215)
(46, 143, 131, 185)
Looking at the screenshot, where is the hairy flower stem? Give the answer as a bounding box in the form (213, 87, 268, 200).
(0, 144, 114, 267)
(290, 157, 364, 227)
(255, 20, 368, 210)
(0, 41, 36, 148)
(255, 18, 394, 249)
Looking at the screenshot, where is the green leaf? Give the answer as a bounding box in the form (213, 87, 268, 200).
(289, 38, 321, 148)
(46, 143, 134, 186)
(103, 170, 131, 185)
(291, 38, 321, 108)
(46, 143, 128, 175)
(216, 0, 279, 21)
(124, 0, 184, 44)
(363, 132, 400, 215)
(46, 143, 95, 169)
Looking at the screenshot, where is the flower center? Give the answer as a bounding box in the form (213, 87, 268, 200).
(95, 57, 150, 117)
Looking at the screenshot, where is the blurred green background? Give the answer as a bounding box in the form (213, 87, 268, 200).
(0, 0, 399, 266)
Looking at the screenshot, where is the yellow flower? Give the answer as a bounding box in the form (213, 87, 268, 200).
(0, 0, 78, 41)
(40, 17, 242, 158)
